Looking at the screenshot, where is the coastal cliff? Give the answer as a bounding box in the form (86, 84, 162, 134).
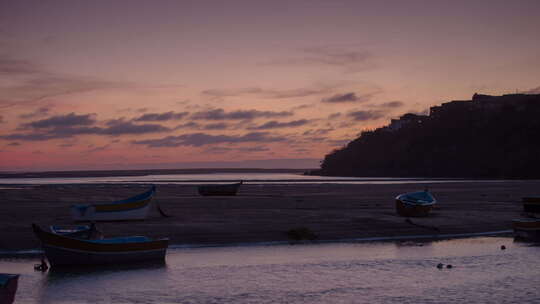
(312, 93, 540, 178)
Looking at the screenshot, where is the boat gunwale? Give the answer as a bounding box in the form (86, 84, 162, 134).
(33, 224, 168, 253)
(395, 191, 436, 206)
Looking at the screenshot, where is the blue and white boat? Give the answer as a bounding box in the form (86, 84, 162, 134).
(33, 224, 168, 267)
(71, 186, 156, 222)
(395, 190, 436, 217)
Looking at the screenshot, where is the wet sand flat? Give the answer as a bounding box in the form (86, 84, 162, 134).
(0, 181, 537, 250)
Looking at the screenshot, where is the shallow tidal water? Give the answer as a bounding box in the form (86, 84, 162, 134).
(0, 172, 515, 185)
(2, 237, 540, 303)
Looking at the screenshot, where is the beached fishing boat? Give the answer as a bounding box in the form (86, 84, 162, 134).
(71, 185, 156, 221)
(512, 218, 540, 240)
(198, 181, 242, 196)
(0, 273, 19, 304)
(522, 197, 540, 213)
(32, 224, 168, 267)
(395, 191, 436, 217)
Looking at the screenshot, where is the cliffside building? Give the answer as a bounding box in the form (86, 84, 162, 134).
(430, 93, 539, 118)
(387, 113, 428, 131)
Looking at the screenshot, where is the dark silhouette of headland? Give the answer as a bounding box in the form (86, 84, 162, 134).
(311, 93, 540, 178)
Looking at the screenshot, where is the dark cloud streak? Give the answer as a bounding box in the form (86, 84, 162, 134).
(191, 108, 293, 120)
(22, 113, 95, 129)
(131, 132, 287, 147)
(248, 119, 309, 130)
(348, 110, 385, 121)
(322, 92, 371, 103)
(202, 86, 332, 99)
(101, 120, 170, 136)
(263, 47, 376, 73)
(3, 114, 170, 141)
(133, 111, 189, 122)
(378, 101, 404, 108)
(19, 106, 51, 119)
(0, 58, 42, 75)
(0, 54, 134, 109)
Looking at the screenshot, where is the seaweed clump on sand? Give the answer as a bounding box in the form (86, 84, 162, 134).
(286, 227, 319, 242)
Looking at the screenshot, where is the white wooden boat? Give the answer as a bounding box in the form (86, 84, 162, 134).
(33, 224, 168, 267)
(71, 186, 156, 222)
(395, 191, 436, 217)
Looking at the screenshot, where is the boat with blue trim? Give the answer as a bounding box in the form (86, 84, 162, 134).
(395, 190, 436, 217)
(32, 224, 168, 267)
(71, 185, 156, 221)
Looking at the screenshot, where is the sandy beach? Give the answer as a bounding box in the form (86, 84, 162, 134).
(0, 181, 537, 250)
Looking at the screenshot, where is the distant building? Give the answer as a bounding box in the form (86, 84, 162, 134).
(472, 93, 539, 111)
(429, 100, 473, 118)
(387, 113, 428, 131)
(430, 93, 540, 118)
(386, 92, 539, 132)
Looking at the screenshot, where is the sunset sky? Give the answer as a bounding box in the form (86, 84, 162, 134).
(1, 0, 539, 171)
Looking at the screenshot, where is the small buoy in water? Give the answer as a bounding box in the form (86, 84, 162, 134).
(501, 245, 506, 250)
(446, 264, 453, 269)
(437, 263, 444, 269)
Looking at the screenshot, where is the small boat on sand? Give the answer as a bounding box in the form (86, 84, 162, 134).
(512, 218, 540, 241)
(32, 224, 168, 267)
(395, 191, 436, 217)
(0, 273, 19, 304)
(198, 181, 242, 196)
(522, 197, 540, 213)
(71, 185, 156, 222)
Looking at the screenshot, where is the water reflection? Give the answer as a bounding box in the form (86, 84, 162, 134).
(4, 237, 540, 304)
(0, 172, 508, 185)
(46, 260, 167, 278)
(36, 261, 167, 304)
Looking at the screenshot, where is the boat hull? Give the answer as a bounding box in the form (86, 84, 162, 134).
(33, 224, 168, 267)
(0, 274, 19, 304)
(395, 199, 434, 217)
(42, 244, 167, 267)
(523, 197, 540, 213)
(71, 186, 155, 222)
(395, 191, 436, 217)
(513, 219, 540, 241)
(71, 201, 152, 222)
(198, 183, 241, 196)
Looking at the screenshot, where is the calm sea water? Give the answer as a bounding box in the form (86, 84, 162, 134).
(2, 237, 539, 304)
(0, 172, 512, 185)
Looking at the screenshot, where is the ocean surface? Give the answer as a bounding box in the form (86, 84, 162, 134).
(0, 172, 516, 185)
(2, 236, 539, 304)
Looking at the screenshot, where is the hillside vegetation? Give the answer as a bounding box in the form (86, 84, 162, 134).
(312, 93, 540, 178)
